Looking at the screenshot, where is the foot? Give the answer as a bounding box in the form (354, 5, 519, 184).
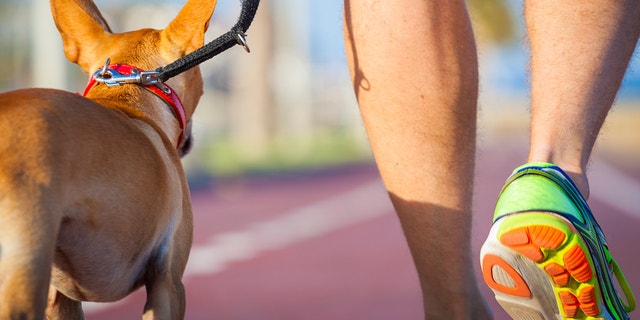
(480, 163, 635, 319)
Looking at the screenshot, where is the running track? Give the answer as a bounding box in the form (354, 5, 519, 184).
(83, 142, 640, 319)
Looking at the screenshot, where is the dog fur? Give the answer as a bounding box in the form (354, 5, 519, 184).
(0, 0, 218, 318)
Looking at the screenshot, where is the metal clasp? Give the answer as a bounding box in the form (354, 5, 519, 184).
(234, 32, 251, 53)
(93, 58, 161, 87)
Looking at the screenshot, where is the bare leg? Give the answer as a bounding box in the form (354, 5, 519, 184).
(343, 1, 489, 319)
(526, 0, 640, 198)
(481, 1, 640, 318)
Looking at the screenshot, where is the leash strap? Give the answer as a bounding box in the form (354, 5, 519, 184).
(155, 0, 260, 82)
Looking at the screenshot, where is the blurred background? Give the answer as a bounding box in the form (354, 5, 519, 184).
(1, 0, 639, 319)
(1, 0, 639, 176)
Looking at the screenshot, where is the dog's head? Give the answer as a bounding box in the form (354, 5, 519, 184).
(50, 0, 218, 156)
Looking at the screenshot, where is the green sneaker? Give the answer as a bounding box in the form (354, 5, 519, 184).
(480, 162, 636, 319)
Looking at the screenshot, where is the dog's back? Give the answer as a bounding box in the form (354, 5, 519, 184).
(0, 0, 218, 318)
(0, 88, 185, 311)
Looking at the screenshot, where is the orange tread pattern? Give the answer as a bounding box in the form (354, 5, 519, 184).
(578, 286, 599, 316)
(481, 254, 532, 298)
(559, 291, 580, 318)
(558, 286, 600, 317)
(500, 225, 566, 262)
(529, 225, 567, 249)
(544, 262, 570, 286)
(564, 245, 593, 283)
(499, 225, 602, 318)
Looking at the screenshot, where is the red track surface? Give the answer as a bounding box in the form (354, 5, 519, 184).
(85, 142, 640, 319)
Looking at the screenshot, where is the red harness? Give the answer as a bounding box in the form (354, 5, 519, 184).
(83, 63, 187, 149)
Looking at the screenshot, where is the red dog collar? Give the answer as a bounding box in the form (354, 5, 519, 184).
(83, 63, 187, 149)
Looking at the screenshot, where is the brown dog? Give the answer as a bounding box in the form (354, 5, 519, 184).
(0, 0, 218, 318)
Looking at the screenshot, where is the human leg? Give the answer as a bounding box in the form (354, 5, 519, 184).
(481, 1, 640, 319)
(526, 0, 640, 198)
(343, 1, 490, 319)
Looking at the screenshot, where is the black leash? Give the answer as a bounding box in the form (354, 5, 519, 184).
(155, 0, 260, 82)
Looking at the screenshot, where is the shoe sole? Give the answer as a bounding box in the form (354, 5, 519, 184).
(481, 212, 611, 320)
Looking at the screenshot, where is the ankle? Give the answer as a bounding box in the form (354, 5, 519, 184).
(528, 147, 591, 199)
(560, 166, 590, 200)
(527, 157, 590, 198)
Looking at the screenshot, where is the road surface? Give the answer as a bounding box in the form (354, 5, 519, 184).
(83, 140, 640, 319)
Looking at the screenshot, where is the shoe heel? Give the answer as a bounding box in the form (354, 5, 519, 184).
(481, 212, 609, 319)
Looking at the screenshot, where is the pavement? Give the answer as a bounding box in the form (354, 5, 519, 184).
(81, 107, 640, 319)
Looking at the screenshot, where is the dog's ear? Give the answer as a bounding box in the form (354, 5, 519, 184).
(163, 0, 218, 56)
(50, 0, 112, 71)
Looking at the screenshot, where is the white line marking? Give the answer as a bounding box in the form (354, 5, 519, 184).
(84, 179, 392, 314)
(589, 159, 640, 219)
(185, 179, 391, 277)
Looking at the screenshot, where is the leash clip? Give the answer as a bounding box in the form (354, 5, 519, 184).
(234, 32, 251, 53)
(93, 58, 161, 87)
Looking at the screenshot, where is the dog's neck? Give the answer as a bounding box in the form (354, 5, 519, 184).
(84, 82, 184, 151)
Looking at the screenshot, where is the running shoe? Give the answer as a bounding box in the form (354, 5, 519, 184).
(480, 162, 636, 319)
